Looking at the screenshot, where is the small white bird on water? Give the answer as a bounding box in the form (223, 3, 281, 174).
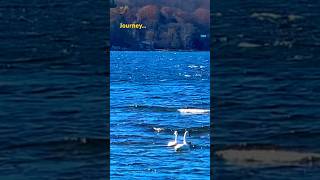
(174, 131, 190, 151)
(167, 131, 178, 147)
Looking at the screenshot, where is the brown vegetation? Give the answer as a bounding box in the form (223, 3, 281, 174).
(111, 0, 210, 50)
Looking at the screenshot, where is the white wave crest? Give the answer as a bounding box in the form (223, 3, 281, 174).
(178, 108, 210, 115)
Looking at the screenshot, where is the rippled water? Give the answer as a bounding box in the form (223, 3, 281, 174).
(213, 0, 320, 179)
(110, 51, 210, 179)
(0, 1, 107, 179)
(2, 0, 320, 179)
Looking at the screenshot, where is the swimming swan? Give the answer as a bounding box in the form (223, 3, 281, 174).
(167, 131, 178, 147)
(174, 131, 190, 151)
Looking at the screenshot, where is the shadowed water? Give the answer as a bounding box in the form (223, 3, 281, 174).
(212, 0, 320, 179)
(0, 0, 108, 179)
(111, 51, 210, 179)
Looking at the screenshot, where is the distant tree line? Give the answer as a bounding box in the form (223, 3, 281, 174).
(110, 0, 210, 51)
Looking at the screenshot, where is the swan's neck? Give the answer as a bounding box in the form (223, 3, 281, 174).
(174, 133, 178, 142)
(183, 132, 187, 144)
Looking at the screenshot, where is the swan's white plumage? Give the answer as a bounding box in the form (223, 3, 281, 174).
(167, 131, 178, 147)
(174, 131, 190, 151)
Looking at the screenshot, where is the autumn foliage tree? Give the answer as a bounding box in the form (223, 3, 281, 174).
(111, 0, 209, 50)
(193, 8, 210, 26)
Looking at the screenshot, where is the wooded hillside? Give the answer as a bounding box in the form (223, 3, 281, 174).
(110, 0, 210, 50)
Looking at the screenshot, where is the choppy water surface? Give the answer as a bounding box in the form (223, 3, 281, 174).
(0, 1, 107, 179)
(213, 0, 320, 179)
(110, 51, 210, 179)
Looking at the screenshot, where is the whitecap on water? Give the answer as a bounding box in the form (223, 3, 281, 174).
(188, 65, 199, 68)
(178, 108, 210, 115)
(153, 127, 164, 132)
(238, 42, 262, 48)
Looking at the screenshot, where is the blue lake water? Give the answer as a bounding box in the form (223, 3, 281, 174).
(213, 0, 320, 179)
(0, 1, 107, 179)
(1, 0, 320, 179)
(110, 51, 210, 179)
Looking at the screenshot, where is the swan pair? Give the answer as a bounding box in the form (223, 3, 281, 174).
(167, 130, 190, 151)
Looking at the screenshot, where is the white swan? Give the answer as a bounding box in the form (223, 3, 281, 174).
(174, 131, 190, 151)
(167, 131, 178, 147)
